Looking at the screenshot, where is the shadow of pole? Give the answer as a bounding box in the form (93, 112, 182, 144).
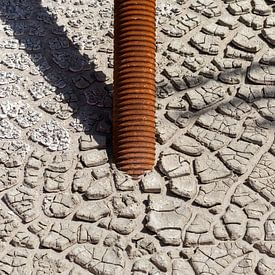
(0, 0, 113, 155)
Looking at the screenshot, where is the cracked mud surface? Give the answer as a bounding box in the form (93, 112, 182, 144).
(0, 0, 274, 274)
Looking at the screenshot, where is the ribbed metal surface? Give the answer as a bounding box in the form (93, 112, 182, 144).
(113, 0, 156, 178)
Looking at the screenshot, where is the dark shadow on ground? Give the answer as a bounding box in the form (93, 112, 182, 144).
(0, 0, 113, 154)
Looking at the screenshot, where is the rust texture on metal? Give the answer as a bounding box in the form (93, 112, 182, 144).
(113, 0, 156, 178)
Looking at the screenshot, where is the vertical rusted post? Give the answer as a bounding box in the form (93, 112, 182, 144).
(113, 0, 156, 178)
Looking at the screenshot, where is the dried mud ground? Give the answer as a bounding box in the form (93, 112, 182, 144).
(0, 0, 274, 274)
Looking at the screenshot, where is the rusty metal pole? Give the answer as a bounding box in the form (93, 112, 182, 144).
(113, 0, 156, 178)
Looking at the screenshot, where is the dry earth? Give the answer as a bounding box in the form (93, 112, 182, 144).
(0, 0, 274, 274)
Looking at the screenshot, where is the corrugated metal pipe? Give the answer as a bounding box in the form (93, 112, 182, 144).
(113, 0, 156, 178)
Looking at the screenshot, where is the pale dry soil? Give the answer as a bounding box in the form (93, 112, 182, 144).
(0, 0, 274, 274)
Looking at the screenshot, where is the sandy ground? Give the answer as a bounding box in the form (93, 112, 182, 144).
(0, 0, 274, 274)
